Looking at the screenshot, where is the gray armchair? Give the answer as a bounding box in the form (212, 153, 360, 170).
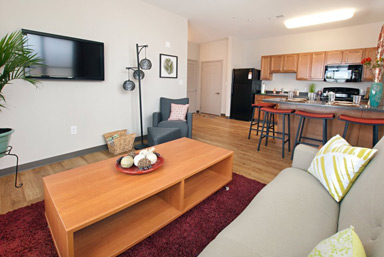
(152, 97, 193, 138)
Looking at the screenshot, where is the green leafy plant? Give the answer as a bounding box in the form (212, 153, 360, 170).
(0, 30, 43, 109)
(309, 83, 316, 93)
(163, 58, 174, 75)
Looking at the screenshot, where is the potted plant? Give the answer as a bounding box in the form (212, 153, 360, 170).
(0, 30, 42, 154)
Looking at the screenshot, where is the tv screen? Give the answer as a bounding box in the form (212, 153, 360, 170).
(22, 29, 104, 81)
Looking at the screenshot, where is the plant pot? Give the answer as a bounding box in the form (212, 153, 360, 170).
(369, 82, 383, 108)
(0, 128, 14, 157)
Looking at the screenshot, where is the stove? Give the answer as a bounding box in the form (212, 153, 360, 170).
(322, 87, 360, 102)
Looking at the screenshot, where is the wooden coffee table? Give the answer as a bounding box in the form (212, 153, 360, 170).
(43, 138, 233, 257)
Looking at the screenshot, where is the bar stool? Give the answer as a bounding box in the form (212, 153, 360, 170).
(257, 107, 295, 158)
(339, 114, 384, 147)
(248, 103, 276, 139)
(292, 111, 335, 155)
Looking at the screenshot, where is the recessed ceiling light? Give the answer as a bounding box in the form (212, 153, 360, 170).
(248, 18, 253, 22)
(284, 8, 355, 29)
(268, 15, 285, 20)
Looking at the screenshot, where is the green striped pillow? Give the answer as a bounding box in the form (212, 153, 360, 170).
(307, 135, 377, 202)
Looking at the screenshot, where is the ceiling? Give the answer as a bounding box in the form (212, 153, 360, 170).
(142, 0, 384, 44)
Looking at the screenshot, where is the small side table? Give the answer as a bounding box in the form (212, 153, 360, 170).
(1, 146, 23, 188)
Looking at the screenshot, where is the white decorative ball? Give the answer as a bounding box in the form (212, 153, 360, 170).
(146, 153, 158, 165)
(120, 156, 134, 168)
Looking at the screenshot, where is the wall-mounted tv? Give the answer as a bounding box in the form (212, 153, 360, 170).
(22, 29, 104, 81)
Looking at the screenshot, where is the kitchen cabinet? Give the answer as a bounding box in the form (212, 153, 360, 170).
(325, 51, 343, 65)
(362, 47, 377, 81)
(310, 52, 326, 80)
(343, 49, 363, 64)
(283, 54, 298, 72)
(261, 56, 272, 80)
(270, 54, 298, 73)
(296, 53, 312, 80)
(270, 55, 284, 73)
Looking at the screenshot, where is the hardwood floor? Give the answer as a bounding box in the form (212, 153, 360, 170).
(0, 114, 292, 214)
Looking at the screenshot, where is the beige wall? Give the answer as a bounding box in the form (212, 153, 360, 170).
(243, 22, 384, 93)
(0, 0, 188, 169)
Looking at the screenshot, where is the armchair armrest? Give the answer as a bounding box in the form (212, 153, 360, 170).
(292, 144, 318, 171)
(186, 112, 193, 138)
(153, 112, 162, 127)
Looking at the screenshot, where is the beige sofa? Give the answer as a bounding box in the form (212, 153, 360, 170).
(200, 137, 384, 257)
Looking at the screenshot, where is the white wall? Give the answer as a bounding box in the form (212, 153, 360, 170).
(243, 22, 384, 93)
(188, 42, 200, 61)
(0, 0, 188, 169)
(199, 39, 228, 114)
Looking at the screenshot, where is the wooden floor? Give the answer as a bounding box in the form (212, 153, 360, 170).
(0, 114, 292, 214)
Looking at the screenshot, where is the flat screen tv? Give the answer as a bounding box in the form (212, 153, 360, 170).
(22, 29, 104, 81)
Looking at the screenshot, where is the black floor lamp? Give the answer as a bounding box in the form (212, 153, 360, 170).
(123, 44, 152, 150)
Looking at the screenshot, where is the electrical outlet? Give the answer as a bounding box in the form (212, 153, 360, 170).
(71, 126, 77, 135)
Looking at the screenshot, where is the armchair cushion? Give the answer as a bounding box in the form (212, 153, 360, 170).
(158, 120, 189, 138)
(160, 97, 189, 123)
(168, 103, 189, 121)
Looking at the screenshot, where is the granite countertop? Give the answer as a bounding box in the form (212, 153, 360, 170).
(263, 97, 384, 113)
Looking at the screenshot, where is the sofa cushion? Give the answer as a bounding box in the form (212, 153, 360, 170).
(199, 168, 339, 257)
(307, 135, 377, 202)
(159, 97, 189, 122)
(338, 136, 384, 257)
(308, 226, 366, 257)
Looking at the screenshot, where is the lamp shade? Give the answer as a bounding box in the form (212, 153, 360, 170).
(133, 70, 145, 80)
(140, 58, 152, 70)
(123, 80, 135, 91)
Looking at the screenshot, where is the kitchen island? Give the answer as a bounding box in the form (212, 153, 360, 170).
(262, 97, 384, 148)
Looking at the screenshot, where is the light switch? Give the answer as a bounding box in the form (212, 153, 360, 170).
(179, 79, 183, 85)
(165, 41, 171, 48)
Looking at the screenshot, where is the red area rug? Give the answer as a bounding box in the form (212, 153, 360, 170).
(0, 174, 265, 257)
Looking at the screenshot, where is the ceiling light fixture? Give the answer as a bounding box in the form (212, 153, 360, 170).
(284, 8, 355, 29)
(268, 15, 284, 20)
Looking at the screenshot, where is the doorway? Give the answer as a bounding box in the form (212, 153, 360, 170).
(187, 60, 198, 113)
(200, 61, 223, 115)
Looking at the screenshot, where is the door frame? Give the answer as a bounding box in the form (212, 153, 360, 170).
(200, 60, 224, 115)
(187, 59, 199, 113)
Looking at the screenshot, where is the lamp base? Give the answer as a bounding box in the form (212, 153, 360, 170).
(134, 143, 149, 150)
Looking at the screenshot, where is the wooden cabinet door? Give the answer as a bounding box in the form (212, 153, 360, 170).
(283, 54, 298, 72)
(296, 53, 312, 80)
(260, 56, 272, 80)
(325, 51, 343, 65)
(362, 47, 377, 81)
(343, 49, 363, 64)
(270, 55, 283, 73)
(311, 52, 325, 80)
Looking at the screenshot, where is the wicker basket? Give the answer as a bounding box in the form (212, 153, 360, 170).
(103, 130, 136, 155)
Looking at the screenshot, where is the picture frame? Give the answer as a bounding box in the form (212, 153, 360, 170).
(160, 54, 178, 78)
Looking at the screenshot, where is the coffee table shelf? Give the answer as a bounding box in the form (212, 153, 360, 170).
(44, 138, 233, 257)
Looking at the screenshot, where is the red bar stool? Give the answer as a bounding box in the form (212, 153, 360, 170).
(257, 107, 295, 158)
(293, 111, 335, 154)
(339, 114, 384, 147)
(248, 103, 276, 139)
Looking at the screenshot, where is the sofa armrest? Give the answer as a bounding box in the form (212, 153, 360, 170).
(186, 112, 193, 138)
(292, 144, 318, 171)
(153, 112, 162, 127)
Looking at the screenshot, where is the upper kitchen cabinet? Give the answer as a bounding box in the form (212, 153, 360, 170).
(296, 53, 312, 80)
(362, 47, 377, 81)
(270, 55, 284, 73)
(283, 54, 298, 72)
(325, 51, 343, 65)
(343, 49, 363, 64)
(310, 52, 326, 80)
(270, 54, 298, 73)
(261, 56, 272, 80)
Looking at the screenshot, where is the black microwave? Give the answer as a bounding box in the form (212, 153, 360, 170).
(324, 65, 363, 83)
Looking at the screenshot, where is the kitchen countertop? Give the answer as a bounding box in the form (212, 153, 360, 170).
(263, 97, 384, 113)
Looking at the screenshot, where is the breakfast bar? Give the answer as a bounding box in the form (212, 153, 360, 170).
(262, 97, 384, 148)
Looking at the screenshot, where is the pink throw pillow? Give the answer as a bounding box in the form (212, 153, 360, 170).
(168, 103, 189, 121)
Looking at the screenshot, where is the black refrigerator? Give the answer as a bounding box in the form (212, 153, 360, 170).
(230, 68, 261, 121)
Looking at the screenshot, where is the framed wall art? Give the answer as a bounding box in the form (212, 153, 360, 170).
(160, 54, 178, 78)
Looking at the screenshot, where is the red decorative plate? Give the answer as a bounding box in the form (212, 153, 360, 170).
(115, 156, 164, 175)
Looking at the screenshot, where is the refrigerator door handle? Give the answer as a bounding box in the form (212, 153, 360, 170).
(215, 92, 220, 95)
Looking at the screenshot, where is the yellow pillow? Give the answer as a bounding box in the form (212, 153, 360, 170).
(308, 226, 366, 257)
(307, 135, 377, 202)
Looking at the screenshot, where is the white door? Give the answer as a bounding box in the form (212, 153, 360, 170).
(200, 61, 222, 115)
(187, 60, 198, 113)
